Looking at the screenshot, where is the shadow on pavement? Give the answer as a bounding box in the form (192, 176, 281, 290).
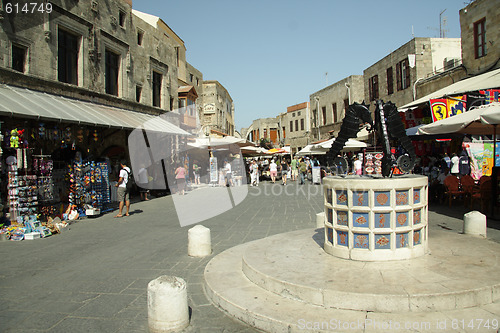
(428, 202, 500, 230)
(312, 228, 324, 248)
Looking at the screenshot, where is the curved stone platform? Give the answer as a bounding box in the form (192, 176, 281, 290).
(204, 228, 500, 332)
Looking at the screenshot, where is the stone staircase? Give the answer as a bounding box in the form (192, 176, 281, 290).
(204, 228, 500, 332)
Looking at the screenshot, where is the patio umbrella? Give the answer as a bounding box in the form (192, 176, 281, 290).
(296, 145, 326, 156)
(313, 138, 369, 152)
(240, 146, 268, 156)
(266, 148, 286, 154)
(417, 103, 500, 136)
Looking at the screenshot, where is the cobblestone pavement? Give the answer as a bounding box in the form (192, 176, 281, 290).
(1, 180, 499, 332)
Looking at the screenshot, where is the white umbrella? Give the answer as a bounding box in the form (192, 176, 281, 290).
(313, 138, 369, 151)
(296, 145, 326, 156)
(240, 146, 268, 156)
(480, 103, 500, 125)
(417, 103, 500, 136)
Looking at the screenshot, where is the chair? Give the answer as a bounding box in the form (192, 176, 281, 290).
(460, 175, 478, 208)
(443, 175, 465, 207)
(480, 175, 491, 185)
(473, 178, 492, 212)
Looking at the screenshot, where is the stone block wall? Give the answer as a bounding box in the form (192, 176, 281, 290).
(363, 38, 461, 110)
(310, 75, 364, 141)
(0, 0, 181, 111)
(460, 0, 500, 75)
(201, 81, 235, 136)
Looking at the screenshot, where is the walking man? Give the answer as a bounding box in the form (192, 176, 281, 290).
(280, 158, 289, 185)
(290, 156, 298, 181)
(225, 160, 233, 187)
(115, 159, 131, 217)
(299, 158, 307, 185)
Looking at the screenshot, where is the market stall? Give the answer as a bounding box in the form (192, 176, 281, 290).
(417, 103, 500, 218)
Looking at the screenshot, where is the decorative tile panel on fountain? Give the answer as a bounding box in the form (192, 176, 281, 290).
(323, 174, 428, 261)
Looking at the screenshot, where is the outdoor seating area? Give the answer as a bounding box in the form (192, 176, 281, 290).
(442, 174, 492, 211)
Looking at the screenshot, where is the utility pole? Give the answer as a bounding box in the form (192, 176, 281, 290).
(440, 9, 447, 38)
(427, 9, 448, 38)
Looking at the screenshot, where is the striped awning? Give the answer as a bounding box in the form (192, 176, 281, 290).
(0, 84, 190, 135)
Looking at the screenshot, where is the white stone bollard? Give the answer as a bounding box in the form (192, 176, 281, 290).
(316, 212, 325, 228)
(188, 225, 211, 257)
(463, 211, 487, 237)
(148, 276, 189, 333)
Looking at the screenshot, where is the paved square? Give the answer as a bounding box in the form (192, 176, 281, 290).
(1, 181, 499, 332)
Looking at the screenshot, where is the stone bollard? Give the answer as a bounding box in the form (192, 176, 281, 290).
(463, 211, 487, 237)
(316, 212, 325, 228)
(148, 276, 189, 332)
(188, 225, 211, 257)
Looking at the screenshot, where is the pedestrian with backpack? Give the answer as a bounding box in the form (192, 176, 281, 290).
(115, 159, 131, 217)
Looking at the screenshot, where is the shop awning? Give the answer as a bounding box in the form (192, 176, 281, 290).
(0, 84, 190, 135)
(400, 68, 500, 110)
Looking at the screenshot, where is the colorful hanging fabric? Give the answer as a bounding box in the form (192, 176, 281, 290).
(430, 99, 447, 122)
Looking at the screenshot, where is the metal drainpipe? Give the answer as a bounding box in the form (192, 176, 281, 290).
(315, 96, 320, 140)
(345, 82, 351, 105)
(413, 78, 424, 101)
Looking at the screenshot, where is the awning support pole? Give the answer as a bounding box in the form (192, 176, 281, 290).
(491, 125, 497, 218)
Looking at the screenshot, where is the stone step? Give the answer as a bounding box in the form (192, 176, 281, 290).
(204, 241, 366, 333)
(204, 230, 500, 333)
(240, 229, 500, 312)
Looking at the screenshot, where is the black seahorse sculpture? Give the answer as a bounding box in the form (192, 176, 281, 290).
(327, 100, 416, 177)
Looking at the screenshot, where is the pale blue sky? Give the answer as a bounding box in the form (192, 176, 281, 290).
(133, 0, 466, 131)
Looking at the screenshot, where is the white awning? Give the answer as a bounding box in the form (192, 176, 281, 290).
(400, 68, 500, 110)
(187, 136, 249, 149)
(0, 84, 190, 135)
(417, 103, 500, 136)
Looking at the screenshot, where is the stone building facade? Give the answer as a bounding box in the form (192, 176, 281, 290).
(363, 38, 461, 110)
(280, 102, 310, 154)
(459, 0, 500, 76)
(0, 0, 202, 156)
(200, 80, 235, 136)
(406, 0, 499, 105)
(244, 117, 280, 147)
(309, 75, 364, 141)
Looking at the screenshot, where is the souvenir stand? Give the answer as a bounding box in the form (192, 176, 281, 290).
(4, 149, 52, 240)
(68, 159, 111, 217)
(1, 120, 115, 241)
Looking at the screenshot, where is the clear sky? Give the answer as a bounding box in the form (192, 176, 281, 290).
(132, 0, 466, 132)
